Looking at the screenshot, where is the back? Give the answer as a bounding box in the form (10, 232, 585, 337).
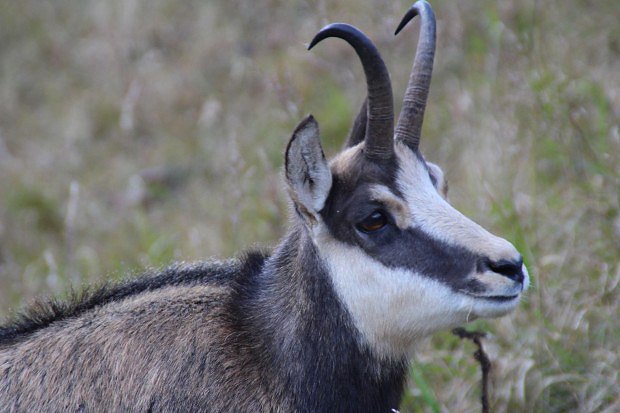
(0, 254, 285, 412)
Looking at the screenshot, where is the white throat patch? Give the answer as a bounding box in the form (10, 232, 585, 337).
(316, 236, 477, 359)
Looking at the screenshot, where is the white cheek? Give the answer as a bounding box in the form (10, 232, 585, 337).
(317, 239, 476, 359)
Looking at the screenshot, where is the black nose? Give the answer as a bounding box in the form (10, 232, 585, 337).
(478, 256, 524, 283)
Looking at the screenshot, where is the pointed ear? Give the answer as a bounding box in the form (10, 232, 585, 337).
(343, 99, 367, 149)
(285, 115, 332, 223)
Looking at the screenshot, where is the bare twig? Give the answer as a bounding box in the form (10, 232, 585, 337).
(453, 327, 491, 413)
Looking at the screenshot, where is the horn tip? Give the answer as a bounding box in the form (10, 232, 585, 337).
(308, 23, 355, 50)
(395, 4, 421, 36)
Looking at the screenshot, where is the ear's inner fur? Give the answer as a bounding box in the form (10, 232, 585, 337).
(285, 115, 332, 224)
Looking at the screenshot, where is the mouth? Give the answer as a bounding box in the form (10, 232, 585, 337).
(459, 271, 527, 305)
(460, 290, 521, 303)
(459, 290, 523, 319)
(481, 294, 520, 303)
(458, 278, 526, 318)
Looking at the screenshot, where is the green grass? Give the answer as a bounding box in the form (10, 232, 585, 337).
(1, 0, 618, 411)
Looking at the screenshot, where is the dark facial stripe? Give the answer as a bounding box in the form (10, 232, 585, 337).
(321, 158, 484, 293)
(360, 226, 483, 292)
(323, 206, 483, 293)
(321, 144, 482, 293)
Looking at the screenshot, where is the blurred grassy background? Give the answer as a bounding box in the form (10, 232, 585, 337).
(0, 0, 618, 411)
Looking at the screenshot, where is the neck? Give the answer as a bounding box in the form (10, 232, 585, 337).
(243, 225, 408, 411)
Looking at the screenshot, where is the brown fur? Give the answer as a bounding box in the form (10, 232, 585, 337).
(0, 283, 292, 412)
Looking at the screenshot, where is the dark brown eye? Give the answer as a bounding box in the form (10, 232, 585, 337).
(357, 210, 388, 233)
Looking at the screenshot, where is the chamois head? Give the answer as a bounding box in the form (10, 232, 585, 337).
(285, 1, 529, 358)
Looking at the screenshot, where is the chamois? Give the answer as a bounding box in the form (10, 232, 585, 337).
(0, 2, 528, 412)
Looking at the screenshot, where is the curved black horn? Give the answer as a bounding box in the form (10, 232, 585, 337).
(309, 24, 394, 160)
(394, 1, 436, 150)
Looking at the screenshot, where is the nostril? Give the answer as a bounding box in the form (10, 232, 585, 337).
(479, 256, 524, 283)
(489, 257, 524, 283)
